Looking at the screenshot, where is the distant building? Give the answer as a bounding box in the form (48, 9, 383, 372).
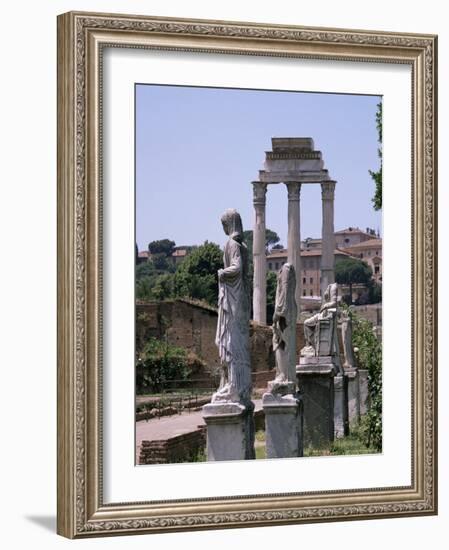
(267, 248, 353, 298)
(334, 226, 378, 249)
(137, 250, 150, 264)
(302, 226, 379, 251)
(268, 225, 382, 302)
(171, 245, 194, 265)
(344, 238, 383, 283)
(137, 245, 194, 266)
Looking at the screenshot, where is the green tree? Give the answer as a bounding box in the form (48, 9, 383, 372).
(136, 261, 158, 301)
(351, 312, 382, 451)
(148, 239, 176, 256)
(174, 241, 223, 305)
(335, 258, 373, 304)
(136, 338, 191, 393)
(369, 101, 382, 211)
(368, 282, 382, 304)
(150, 252, 172, 271)
(136, 261, 156, 280)
(243, 228, 281, 255)
(136, 276, 154, 302)
(152, 273, 175, 300)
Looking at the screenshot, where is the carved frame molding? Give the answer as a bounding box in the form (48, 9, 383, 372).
(57, 11, 437, 538)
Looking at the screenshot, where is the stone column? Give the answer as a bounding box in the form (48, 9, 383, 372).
(252, 182, 268, 325)
(333, 373, 348, 439)
(320, 181, 336, 296)
(286, 182, 301, 318)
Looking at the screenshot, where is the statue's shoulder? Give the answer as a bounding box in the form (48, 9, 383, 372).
(226, 237, 243, 253)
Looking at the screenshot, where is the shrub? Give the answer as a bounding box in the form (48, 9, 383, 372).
(136, 338, 192, 393)
(351, 311, 382, 451)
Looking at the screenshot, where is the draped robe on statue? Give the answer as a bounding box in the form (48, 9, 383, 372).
(213, 217, 251, 404)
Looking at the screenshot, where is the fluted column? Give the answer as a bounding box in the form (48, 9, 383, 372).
(286, 182, 301, 319)
(321, 180, 336, 295)
(252, 181, 268, 324)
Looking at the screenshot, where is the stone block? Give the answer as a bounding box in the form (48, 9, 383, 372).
(202, 401, 255, 461)
(262, 393, 303, 458)
(358, 369, 369, 415)
(296, 357, 336, 449)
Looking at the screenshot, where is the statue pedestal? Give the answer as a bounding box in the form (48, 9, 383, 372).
(202, 401, 255, 461)
(296, 356, 337, 449)
(262, 392, 303, 458)
(344, 367, 360, 425)
(334, 373, 349, 439)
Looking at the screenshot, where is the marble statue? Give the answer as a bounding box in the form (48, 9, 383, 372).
(301, 282, 339, 357)
(268, 263, 297, 394)
(213, 209, 252, 405)
(263, 263, 303, 458)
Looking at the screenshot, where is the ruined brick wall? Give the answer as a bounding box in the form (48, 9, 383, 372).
(136, 302, 359, 390)
(136, 300, 220, 371)
(136, 300, 275, 387)
(139, 427, 206, 465)
(249, 322, 275, 373)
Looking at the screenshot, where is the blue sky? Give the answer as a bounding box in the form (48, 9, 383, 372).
(136, 84, 381, 250)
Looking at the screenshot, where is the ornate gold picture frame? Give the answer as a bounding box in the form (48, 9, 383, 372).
(57, 11, 437, 538)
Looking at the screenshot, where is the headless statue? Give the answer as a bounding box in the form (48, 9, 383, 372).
(268, 263, 297, 394)
(302, 282, 338, 357)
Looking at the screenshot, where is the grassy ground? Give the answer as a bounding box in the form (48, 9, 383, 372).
(173, 428, 377, 463)
(254, 427, 378, 460)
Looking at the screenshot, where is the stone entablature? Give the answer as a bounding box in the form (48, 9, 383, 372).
(252, 137, 336, 324)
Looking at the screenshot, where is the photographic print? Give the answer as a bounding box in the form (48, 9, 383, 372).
(57, 12, 436, 537)
(135, 84, 383, 465)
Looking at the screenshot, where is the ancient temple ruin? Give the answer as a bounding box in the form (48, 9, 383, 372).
(252, 137, 336, 324)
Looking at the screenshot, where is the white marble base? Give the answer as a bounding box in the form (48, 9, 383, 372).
(262, 393, 303, 458)
(202, 401, 255, 461)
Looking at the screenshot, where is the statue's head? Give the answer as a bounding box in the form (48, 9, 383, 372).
(221, 209, 244, 242)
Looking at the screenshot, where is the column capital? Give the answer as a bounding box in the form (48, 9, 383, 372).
(285, 181, 302, 201)
(252, 181, 268, 206)
(321, 180, 336, 200)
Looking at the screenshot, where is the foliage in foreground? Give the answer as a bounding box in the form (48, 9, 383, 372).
(351, 311, 383, 451)
(369, 101, 383, 211)
(254, 428, 377, 460)
(173, 241, 223, 306)
(136, 338, 196, 394)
